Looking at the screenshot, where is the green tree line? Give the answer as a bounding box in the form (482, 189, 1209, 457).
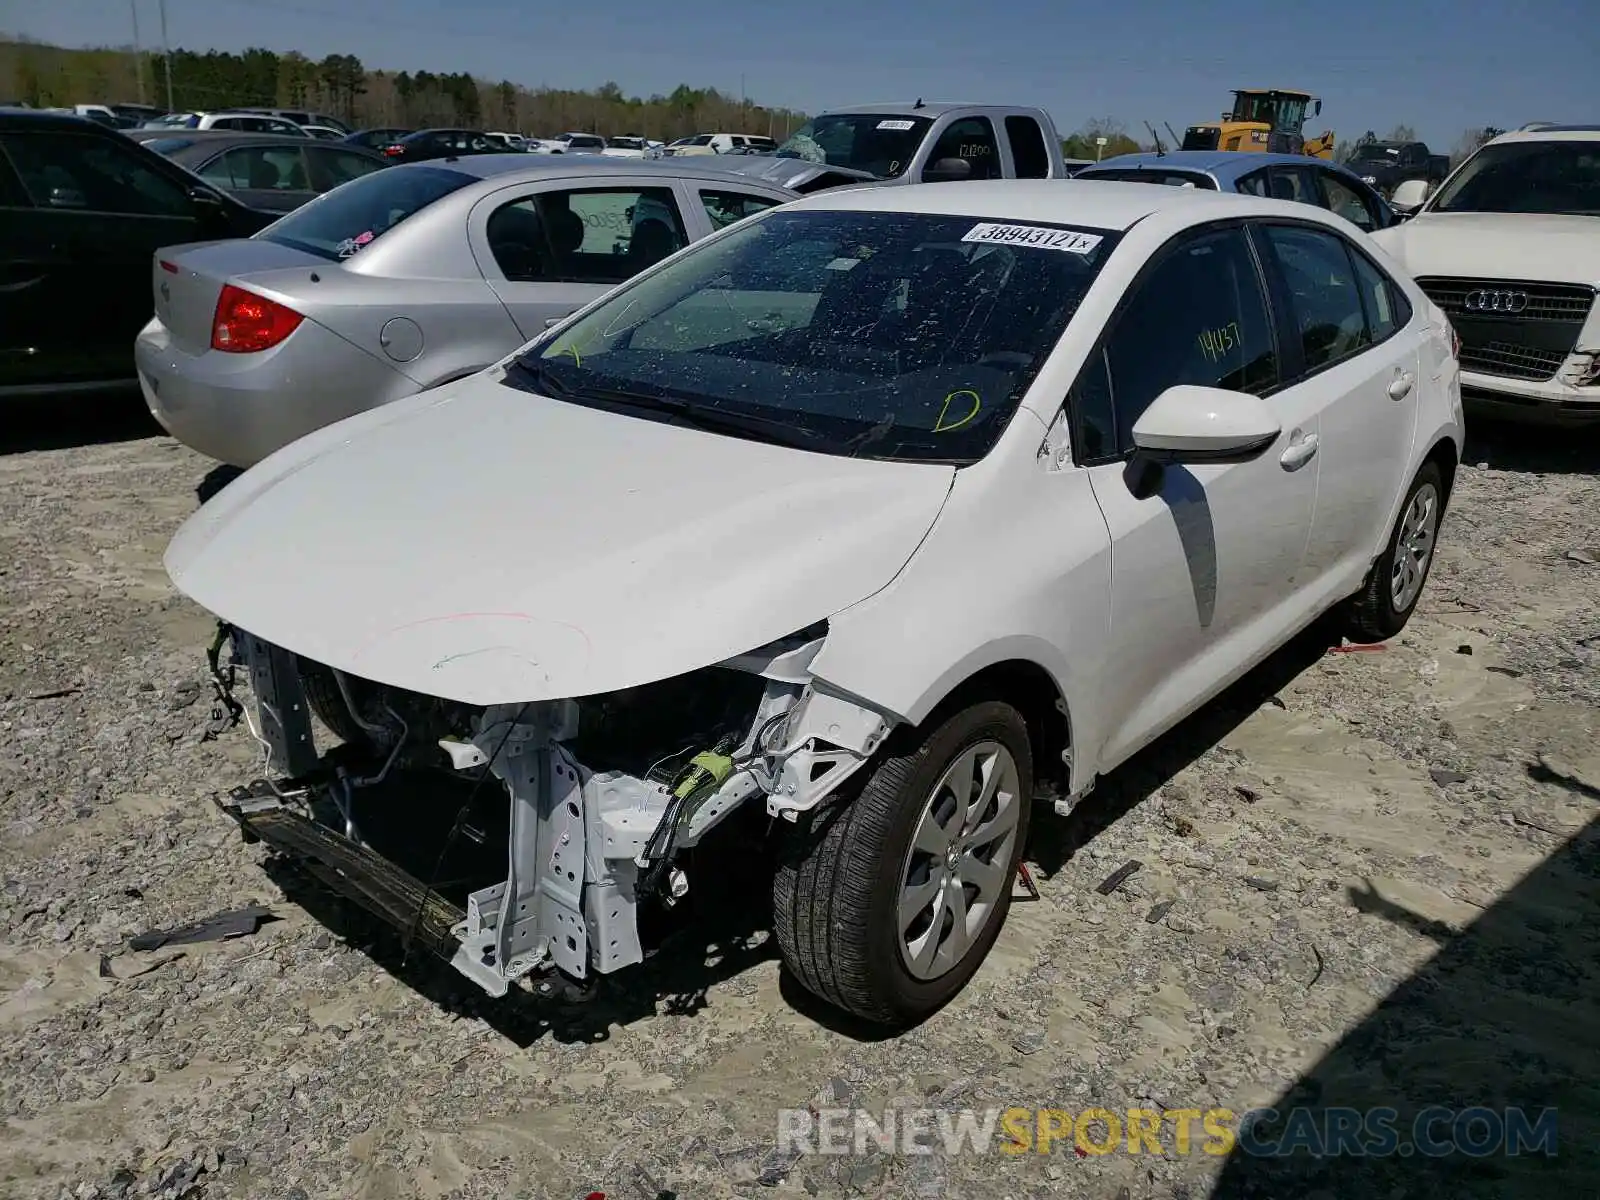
(0, 36, 809, 141)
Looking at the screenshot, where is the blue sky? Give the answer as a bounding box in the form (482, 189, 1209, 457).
(10, 0, 1598, 149)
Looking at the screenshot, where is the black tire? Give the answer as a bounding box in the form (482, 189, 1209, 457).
(298, 657, 383, 750)
(773, 700, 1033, 1026)
(1348, 461, 1445, 642)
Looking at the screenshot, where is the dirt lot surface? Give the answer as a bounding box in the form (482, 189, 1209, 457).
(1, 401, 1597, 1200)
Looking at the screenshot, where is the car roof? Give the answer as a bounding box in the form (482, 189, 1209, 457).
(783, 178, 1278, 230)
(396, 153, 803, 187)
(0, 106, 107, 131)
(817, 102, 1015, 118)
(1489, 126, 1600, 143)
(159, 132, 383, 157)
(1083, 149, 1359, 183)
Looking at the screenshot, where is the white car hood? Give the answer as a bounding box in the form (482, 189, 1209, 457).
(1373, 213, 1600, 287)
(166, 379, 955, 706)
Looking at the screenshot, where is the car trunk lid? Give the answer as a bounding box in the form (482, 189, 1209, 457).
(153, 239, 327, 355)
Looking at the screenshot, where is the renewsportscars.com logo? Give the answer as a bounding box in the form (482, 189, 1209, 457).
(776, 1106, 1559, 1159)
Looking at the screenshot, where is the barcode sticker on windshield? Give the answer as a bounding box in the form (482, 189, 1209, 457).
(961, 223, 1103, 254)
(877, 119, 916, 131)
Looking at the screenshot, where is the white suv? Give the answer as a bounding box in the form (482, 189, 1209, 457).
(1371, 126, 1600, 426)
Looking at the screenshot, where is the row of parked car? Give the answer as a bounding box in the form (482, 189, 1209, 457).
(1, 102, 1596, 439)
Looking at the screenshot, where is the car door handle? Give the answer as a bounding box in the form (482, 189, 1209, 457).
(1388, 371, 1414, 400)
(1279, 431, 1319, 470)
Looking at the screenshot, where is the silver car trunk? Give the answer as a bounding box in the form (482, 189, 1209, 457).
(153, 239, 328, 355)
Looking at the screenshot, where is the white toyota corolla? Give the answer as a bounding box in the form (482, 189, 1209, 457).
(165, 180, 1463, 1027)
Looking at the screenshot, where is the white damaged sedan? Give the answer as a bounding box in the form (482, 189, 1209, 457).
(166, 180, 1463, 1026)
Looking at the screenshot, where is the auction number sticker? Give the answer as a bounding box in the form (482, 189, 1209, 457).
(961, 223, 1103, 254)
(877, 119, 916, 131)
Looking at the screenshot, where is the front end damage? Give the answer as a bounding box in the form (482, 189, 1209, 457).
(211, 622, 891, 999)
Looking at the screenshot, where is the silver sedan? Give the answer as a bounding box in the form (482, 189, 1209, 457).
(135, 156, 798, 467)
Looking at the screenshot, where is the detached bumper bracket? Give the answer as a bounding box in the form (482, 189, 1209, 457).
(216, 783, 464, 959)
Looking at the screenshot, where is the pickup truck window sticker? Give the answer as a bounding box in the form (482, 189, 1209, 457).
(960, 223, 1103, 254)
(877, 120, 916, 131)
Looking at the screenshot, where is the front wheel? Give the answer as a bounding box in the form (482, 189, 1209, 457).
(773, 701, 1033, 1026)
(1349, 461, 1445, 642)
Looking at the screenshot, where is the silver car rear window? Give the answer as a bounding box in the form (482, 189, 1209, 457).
(258, 164, 474, 260)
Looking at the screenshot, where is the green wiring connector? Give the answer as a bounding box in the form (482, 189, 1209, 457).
(671, 750, 735, 800)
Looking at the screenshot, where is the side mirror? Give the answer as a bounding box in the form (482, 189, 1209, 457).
(1389, 178, 1430, 213)
(923, 156, 972, 183)
(1129, 385, 1281, 464)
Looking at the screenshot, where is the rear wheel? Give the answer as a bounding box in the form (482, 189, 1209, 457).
(773, 701, 1032, 1026)
(1349, 461, 1444, 642)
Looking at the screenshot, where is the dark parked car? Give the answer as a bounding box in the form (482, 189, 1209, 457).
(343, 127, 413, 153)
(1344, 140, 1450, 199)
(0, 109, 274, 397)
(134, 130, 388, 213)
(381, 128, 502, 162)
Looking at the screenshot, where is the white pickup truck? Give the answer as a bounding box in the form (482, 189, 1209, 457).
(722, 101, 1074, 193)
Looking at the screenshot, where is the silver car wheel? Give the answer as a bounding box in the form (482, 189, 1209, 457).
(1390, 481, 1439, 612)
(897, 740, 1022, 981)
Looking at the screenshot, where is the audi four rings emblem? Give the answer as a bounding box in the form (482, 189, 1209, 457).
(1464, 289, 1528, 313)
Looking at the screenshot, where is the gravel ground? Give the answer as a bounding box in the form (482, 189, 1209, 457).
(1, 400, 1597, 1200)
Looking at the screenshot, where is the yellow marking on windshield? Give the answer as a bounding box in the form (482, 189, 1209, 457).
(934, 389, 982, 432)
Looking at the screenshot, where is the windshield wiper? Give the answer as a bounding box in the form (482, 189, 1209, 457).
(555, 381, 831, 451)
(503, 356, 572, 396)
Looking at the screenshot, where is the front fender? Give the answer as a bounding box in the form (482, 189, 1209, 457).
(805, 457, 1113, 789)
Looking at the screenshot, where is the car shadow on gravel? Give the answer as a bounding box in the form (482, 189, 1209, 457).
(1463, 417, 1600, 476)
(261, 828, 781, 1049)
(1208, 811, 1600, 1198)
(0, 389, 161, 455)
(1026, 607, 1349, 879)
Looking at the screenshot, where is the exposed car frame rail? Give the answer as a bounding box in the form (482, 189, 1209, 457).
(215, 624, 892, 998)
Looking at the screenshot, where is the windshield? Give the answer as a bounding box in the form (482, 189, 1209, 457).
(774, 113, 934, 179)
(258, 164, 474, 260)
(1077, 168, 1216, 189)
(1351, 142, 1403, 161)
(505, 208, 1119, 465)
(1429, 140, 1600, 216)
(1232, 92, 1306, 132)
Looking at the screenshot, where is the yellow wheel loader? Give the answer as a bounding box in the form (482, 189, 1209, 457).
(1181, 89, 1335, 159)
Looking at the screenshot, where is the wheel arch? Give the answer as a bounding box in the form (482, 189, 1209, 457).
(896, 657, 1074, 798)
(1422, 432, 1459, 506)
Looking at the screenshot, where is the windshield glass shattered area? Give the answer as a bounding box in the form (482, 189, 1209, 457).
(504, 208, 1120, 465)
(774, 114, 933, 179)
(1429, 140, 1600, 216)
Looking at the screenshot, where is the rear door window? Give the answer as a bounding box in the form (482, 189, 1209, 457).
(1266, 166, 1317, 204)
(1236, 169, 1270, 197)
(1004, 115, 1050, 179)
(487, 185, 687, 284)
(307, 146, 385, 191)
(1260, 224, 1371, 371)
(0, 131, 193, 216)
(203, 145, 311, 192)
(698, 188, 783, 230)
(1315, 169, 1381, 231)
(259, 163, 474, 259)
